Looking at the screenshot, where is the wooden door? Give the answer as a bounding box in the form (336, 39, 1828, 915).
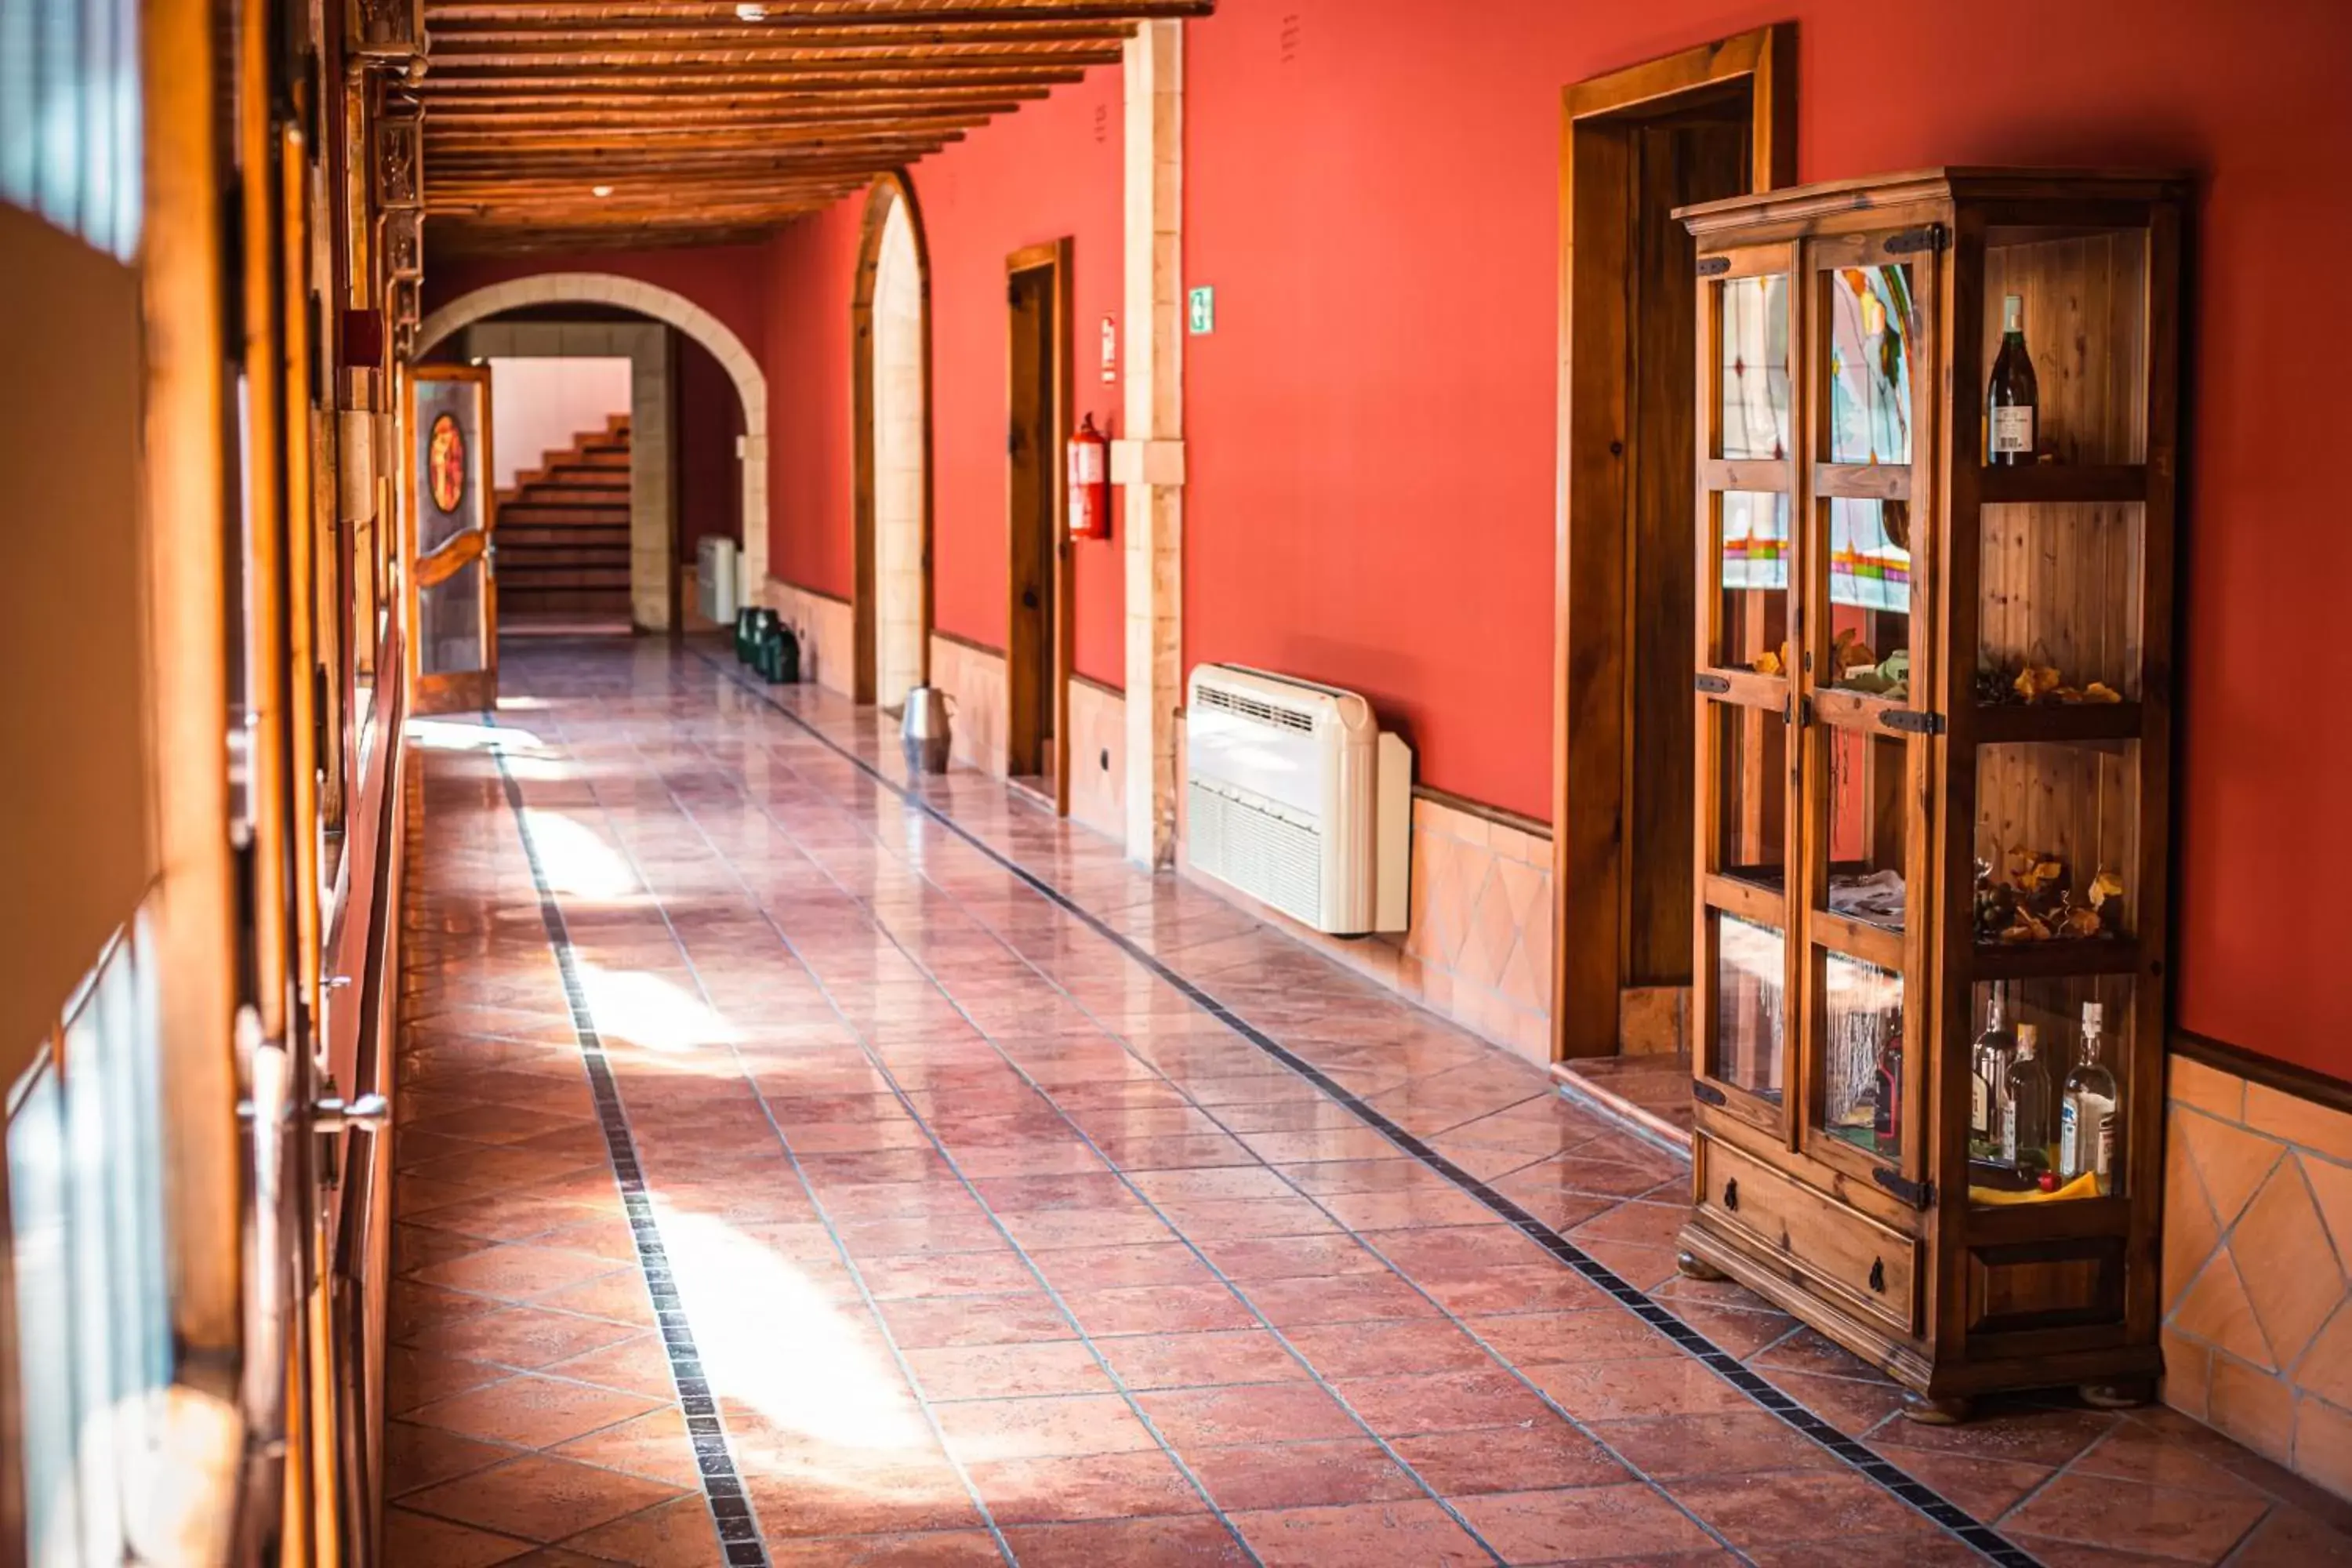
(1553, 23, 1795, 1062)
(1004, 241, 1070, 800)
(406, 365, 499, 714)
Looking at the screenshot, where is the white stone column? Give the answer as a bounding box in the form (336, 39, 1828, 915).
(1119, 17, 1185, 869)
(738, 429, 768, 601)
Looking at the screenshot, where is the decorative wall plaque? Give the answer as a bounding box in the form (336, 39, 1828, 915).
(345, 0, 423, 61)
(385, 207, 423, 280)
(375, 99, 423, 212)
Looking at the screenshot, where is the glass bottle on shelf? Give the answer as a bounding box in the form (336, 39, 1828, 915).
(1987, 293, 2038, 465)
(1969, 985, 2016, 1159)
(2001, 1024, 2054, 1178)
(2061, 1002, 2119, 1193)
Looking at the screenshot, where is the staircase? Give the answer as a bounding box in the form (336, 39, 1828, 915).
(495, 413, 632, 623)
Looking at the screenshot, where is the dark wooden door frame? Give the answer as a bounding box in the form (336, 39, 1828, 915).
(1004, 238, 1075, 814)
(851, 169, 936, 709)
(1552, 24, 1795, 1061)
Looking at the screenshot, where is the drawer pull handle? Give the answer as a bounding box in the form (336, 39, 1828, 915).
(1722, 1178, 1739, 1212)
(1869, 1258, 1886, 1294)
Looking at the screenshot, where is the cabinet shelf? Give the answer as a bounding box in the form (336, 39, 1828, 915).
(1971, 701, 2143, 746)
(1968, 937, 2143, 981)
(1976, 463, 2147, 504)
(1682, 168, 2181, 1417)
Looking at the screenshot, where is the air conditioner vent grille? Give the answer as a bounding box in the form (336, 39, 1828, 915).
(1188, 782, 1320, 926)
(1195, 684, 1316, 734)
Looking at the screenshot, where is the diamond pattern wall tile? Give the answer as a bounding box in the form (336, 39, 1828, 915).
(2234, 1163, 2346, 1367)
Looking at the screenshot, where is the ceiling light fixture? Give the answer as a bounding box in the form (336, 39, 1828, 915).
(735, 2, 766, 19)
(591, 184, 614, 198)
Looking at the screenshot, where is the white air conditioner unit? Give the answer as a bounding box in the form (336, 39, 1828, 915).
(697, 536, 739, 624)
(1185, 664, 1410, 935)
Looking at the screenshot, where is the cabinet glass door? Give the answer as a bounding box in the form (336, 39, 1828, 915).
(1694, 245, 1802, 1135)
(1798, 232, 1936, 1183)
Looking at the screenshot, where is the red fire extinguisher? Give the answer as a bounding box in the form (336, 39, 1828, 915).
(1066, 412, 1111, 540)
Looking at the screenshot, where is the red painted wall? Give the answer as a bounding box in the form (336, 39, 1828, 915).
(426, 243, 769, 361)
(759, 71, 1127, 684)
(917, 68, 1126, 685)
(720, 0, 2352, 1075)
(762, 201, 862, 598)
(675, 336, 743, 562)
(1175, 0, 2352, 1076)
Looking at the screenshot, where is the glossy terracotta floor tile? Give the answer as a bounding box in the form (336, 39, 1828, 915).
(383, 639, 2352, 1566)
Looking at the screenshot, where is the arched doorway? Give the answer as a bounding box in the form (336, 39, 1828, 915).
(852, 173, 933, 710)
(416, 274, 770, 620)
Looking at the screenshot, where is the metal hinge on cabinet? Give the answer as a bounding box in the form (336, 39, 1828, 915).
(1878, 708, 1947, 736)
(1694, 673, 1731, 695)
(1872, 1167, 1934, 1208)
(1691, 1081, 1727, 1108)
(1884, 223, 1949, 256)
(1695, 255, 1731, 278)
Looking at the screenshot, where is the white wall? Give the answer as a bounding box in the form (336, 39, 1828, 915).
(487, 357, 632, 489)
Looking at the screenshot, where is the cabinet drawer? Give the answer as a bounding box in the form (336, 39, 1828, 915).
(1695, 1134, 1918, 1334)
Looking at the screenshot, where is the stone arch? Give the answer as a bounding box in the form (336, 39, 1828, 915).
(851, 171, 935, 709)
(418, 272, 771, 604)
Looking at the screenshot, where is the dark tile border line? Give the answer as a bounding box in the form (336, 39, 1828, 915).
(481, 726, 772, 1568)
(698, 652, 2045, 1568)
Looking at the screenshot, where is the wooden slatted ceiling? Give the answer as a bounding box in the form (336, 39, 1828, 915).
(418, 0, 1211, 253)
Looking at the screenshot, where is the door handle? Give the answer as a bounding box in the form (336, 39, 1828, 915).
(312, 1092, 389, 1134)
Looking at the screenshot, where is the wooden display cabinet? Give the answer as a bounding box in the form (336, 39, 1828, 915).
(1673, 169, 2183, 1419)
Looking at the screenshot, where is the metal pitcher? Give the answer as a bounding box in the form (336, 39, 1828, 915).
(901, 686, 953, 775)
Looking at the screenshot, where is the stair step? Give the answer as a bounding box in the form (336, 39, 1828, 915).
(499, 506, 630, 528)
(500, 572, 632, 593)
(500, 527, 630, 548)
(551, 449, 630, 470)
(506, 488, 629, 510)
(499, 547, 631, 569)
(511, 474, 629, 495)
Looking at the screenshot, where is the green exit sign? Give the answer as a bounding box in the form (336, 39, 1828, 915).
(1188, 285, 1215, 335)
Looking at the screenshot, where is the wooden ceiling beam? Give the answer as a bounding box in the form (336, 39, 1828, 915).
(433, 230, 793, 254)
(420, 56, 1111, 84)
(427, 19, 1134, 45)
(428, 151, 958, 180)
(415, 85, 1048, 109)
(425, 120, 971, 142)
(427, 27, 1129, 55)
(428, 177, 889, 197)
(426, 118, 993, 143)
(418, 71, 1091, 96)
(424, 111, 1008, 134)
(427, 44, 1120, 71)
(423, 2, 1207, 24)
(430, 201, 862, 223)
(430, 136, 959, 161)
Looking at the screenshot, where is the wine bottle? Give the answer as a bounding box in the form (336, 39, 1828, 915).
(2001, 1023, 2053, 1177)
(1987, 293, 2038, 465)
(1969, 985, 2016, 1158)
(2060, 1001, 2119, 1193)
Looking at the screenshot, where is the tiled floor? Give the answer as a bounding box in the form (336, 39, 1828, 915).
(384, 637, 2352, 1566)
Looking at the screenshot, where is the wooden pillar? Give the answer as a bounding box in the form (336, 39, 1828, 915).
(143, 0, 239, 1371)
(1116, 17, 1185, 868)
